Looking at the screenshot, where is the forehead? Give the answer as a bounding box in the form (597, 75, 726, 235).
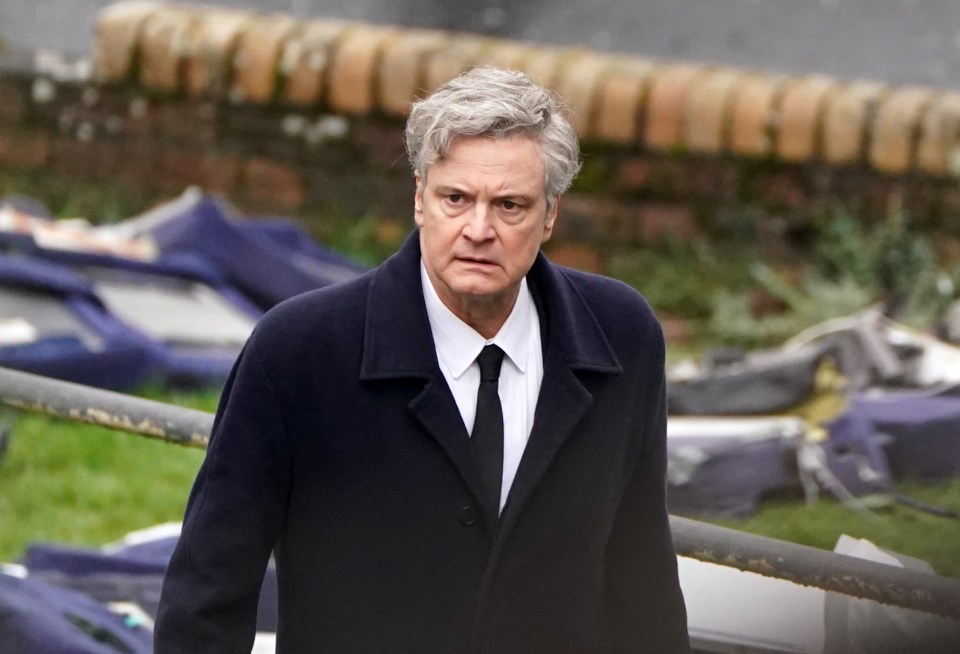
(425, 135, 546, 190)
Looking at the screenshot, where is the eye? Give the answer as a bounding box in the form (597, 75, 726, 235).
(446, 193, 464, 204)
(499, 199, 522, 211)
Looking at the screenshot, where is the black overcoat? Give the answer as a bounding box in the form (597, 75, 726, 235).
(154, 230, 689, 653)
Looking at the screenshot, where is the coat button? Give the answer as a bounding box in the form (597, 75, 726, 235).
(458, 505, 478, 525)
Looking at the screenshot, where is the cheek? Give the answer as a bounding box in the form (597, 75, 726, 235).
(503, 234, 542, 269)
(422, 219, 459, 253)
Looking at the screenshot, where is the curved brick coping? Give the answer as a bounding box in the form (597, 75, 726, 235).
(93, 1, 960, 178)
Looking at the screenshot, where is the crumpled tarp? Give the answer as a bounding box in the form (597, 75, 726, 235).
(666, 309, 960, 515)
(0, 569, 152, 654)
(0, 190, 367, 389)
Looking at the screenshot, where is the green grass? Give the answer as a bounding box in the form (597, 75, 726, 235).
(706, 479, 960, 580)
(0, 389, 216, 561)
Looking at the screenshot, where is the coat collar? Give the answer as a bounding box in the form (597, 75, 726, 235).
(359, 229, 622, 536)
(360, 229, 621, 378)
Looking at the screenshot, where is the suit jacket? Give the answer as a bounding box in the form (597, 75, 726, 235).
(154, 230, 689, 653)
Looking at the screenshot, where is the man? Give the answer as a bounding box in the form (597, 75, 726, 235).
(155, 66, 689, 653)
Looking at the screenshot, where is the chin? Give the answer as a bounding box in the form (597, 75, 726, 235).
(447, 272, 497, 290)
(451, 283, 497, 298)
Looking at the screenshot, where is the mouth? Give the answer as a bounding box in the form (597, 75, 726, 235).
(456, 255, 497, 267)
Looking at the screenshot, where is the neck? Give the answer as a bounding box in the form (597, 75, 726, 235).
(453, 290, 518, 339)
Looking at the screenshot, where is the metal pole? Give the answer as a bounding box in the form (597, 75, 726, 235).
(0, 366, 212, 448)
(670, 515, 960, 621)
(2, 366, 960, 620)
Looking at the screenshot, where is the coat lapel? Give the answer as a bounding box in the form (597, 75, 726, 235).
(358, 231, 489, 521)
(498, 254, 623, 539)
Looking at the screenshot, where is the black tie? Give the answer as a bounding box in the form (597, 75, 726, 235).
(471, 344, 505, 518)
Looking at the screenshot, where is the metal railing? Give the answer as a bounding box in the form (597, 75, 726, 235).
(2, 365, 959, 621)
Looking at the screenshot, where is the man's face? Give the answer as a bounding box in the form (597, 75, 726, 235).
(415, 135, 557, 330)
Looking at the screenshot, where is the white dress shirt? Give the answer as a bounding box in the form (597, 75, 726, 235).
(420, 261, 544, 513)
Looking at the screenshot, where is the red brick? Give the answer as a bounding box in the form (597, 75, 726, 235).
(350, 119, 408, 169)
(855, 176, 898, 215)
(279, 20, 350, 106)
(759, 170, 808, 210)
(553, 52, 610, 136)
(609, 207, 645, 245)
(114, 97, 150, 139)
(822, 80, 888, 165)
(118, 95, 156, 140)
(184, 8, 253, 97)
(153, 148, 208, 193)
(198, 152, 242, 194)
(584, 209, 632, 245)
(548, 194, 614, 243)
(243, 157, 306, 210)
(231, 14, 299, 104)
(328, 25, 398, 115)
(546, 201, 587, 244)
(51, 138, 123, 180)
(680, 159, 739, 201)
(616, 156, 654, 192)
(775, 75, 838, 162)
(93, 0, 163, 82)
(869, 87, 936, 175)
(544, 243, 603, 273)
(900, 180, 940, 220)
(149, 101, 218, 145)
(593, 59, 655, 144)
(378, 29, 449, 116)
(729, 73, 786, 157)
(916, 91, 960, 176)
(639, 204, 698, 244)
(138, 6, 199, 92)
(0, 79, 28, 122)
(644, 63, 707, 151)
(684, 68, 742, 154)
(113, 143, 160, 189)
(938, 186, 960, 224)
(0, 130, 51, 169)
(88, 86, 133, 120)
(588, 199, 639, 238)
(644, 157, 690, 197)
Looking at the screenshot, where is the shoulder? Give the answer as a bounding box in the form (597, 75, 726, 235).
(542, 262, 665, 372)
(556, 265, 661, 334)
(560, 266, 648, 305)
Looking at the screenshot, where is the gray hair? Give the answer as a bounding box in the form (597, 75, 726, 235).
(405, 67, 581, 207)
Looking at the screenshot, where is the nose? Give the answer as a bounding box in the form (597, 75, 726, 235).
(463, 202, 496, 241)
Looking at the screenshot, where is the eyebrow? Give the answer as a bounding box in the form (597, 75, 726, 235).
(432, 185, 466, 196)
(432, 185, 535, 203)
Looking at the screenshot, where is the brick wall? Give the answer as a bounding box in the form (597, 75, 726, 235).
(2, 1, 960, 274)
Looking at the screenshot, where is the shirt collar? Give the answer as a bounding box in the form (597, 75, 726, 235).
(420, 259, 535, 380)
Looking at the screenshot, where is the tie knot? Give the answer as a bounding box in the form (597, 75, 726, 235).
(476, 344, 505, 382)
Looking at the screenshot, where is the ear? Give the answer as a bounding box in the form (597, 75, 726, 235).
(413, 173, 424, 226)
(542, 198, 559, 243)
